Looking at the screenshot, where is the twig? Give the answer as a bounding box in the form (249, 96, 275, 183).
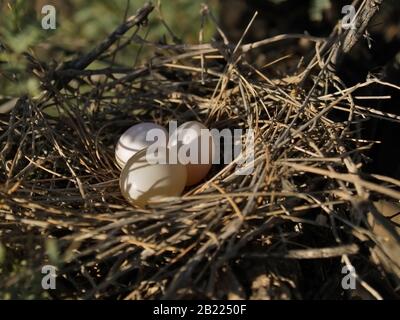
(54, 2, 154, 88)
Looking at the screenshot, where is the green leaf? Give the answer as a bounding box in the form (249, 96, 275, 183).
(45, 238, 59, 265)
(0, 243, 5, 264)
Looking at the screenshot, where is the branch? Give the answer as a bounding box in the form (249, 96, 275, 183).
(244, 244, 360, 259)
(331, 0, 384, 67)
(300, 0, 384, 86)
(53, 2, 154, 89)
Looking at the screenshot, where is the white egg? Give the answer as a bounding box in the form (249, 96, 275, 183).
(115, 122, 168, 168)
(169, 121, 214, 186)
(120, 147, 187, 207)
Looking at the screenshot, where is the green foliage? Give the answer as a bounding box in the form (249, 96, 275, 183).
(310, 0, 332, 22)
(45, 239, 59, 265)
(0, 243, 50, 300)
(0, 0, 218, 98)
(0, 243, 5, 264)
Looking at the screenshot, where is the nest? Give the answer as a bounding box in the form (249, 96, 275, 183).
(1, 3, 400, 299)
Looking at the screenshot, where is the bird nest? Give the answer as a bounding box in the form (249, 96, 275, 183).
(1, 3, 400, 299)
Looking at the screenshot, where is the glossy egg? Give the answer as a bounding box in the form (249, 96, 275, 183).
(169, 121, 214, 186)
(120, 147, 187, 207)
(115, 122, 168, 168)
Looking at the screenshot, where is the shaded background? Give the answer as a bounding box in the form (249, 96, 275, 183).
(219, 0, 400, 180)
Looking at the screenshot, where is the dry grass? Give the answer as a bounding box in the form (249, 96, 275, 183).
(1, 2, 400, 299)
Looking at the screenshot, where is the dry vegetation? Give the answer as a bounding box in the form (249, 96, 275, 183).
(1, 1, 400, 299)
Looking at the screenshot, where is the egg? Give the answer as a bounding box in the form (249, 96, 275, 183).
(115, 122, 168, 168)
(169, 121, 214, 186)
(120, 147, 187, 207)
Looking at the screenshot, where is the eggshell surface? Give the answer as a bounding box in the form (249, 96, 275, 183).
(169, 121, 214, 186)
(120, 147, 187, 207)
(115, 122, 168, 168)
